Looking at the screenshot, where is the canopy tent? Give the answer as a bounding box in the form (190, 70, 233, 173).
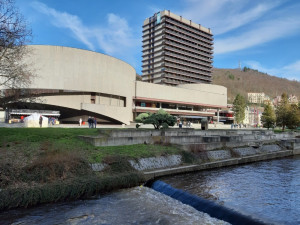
(23, 113, 48, 128)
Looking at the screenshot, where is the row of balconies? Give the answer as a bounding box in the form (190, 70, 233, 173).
(165, 23, 213, 46)
(164, 67, 211, 81)
(142, 33, 163, 44)
(165, 46, 212, 63)
(142, 51, 164, 62)
(165, 63, 211, 77)
(165, 33, 213, 54)
(164, 51, 213, 68)
(142, 41, 213, 64)
(142, 39, 164, 49)
(135, 106, 215, 116)
(165, 40, 213, 59)
(165, 28, 213, 50)
(165, 24, 213, 49)
(164, 56, 212, 73)
(165, 17, 213, 41)
(142, 24, 164, 38)
(163, 73, 207, 83)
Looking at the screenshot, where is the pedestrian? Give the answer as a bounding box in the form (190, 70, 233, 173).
(39, 115, 43, 128)
(88, 117, 92, 128)
(90, 117, 94, 128)
(94, 117, 97, 128)
(79, 118, 82, 126)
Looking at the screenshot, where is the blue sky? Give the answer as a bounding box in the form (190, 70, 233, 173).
(16, 0, 300, 81)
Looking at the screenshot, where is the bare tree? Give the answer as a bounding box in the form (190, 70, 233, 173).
(0, 0, 34, 107)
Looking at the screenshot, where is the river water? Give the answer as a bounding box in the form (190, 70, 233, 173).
(0, 186, 228, 225)
(161, 155, 300, 225)
(0, 156, 299, 225)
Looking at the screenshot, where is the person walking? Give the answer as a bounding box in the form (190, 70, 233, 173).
(79, 118, 82, 126)
(88, 117, 92, 128)
(94, 117, 97, 128)
(39, 115, 43, 128)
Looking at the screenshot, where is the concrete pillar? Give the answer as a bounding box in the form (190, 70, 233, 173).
(217, 108, 220, 123)
(160, 102, 162, 108)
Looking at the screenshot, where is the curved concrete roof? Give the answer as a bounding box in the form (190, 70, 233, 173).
(26, 45, 136, 124)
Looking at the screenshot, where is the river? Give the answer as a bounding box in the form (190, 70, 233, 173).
(0, 156, 299, 225)
(161, 155, 300, 225)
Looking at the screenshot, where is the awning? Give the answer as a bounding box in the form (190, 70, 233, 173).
(179, 115, 207, 119)
(10, 112, 60, 116)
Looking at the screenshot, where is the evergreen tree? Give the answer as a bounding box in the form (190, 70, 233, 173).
(261, 103, 276, 130)
(142, 109, 176, 129)
(276, 93, 291, 131)
(233, 94, 247, 124)
(286, 104, 300, 129)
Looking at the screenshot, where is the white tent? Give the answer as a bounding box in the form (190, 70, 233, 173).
(23, 113, 48, 128)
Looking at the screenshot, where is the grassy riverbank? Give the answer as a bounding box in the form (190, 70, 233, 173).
(0, 128, 187, 210)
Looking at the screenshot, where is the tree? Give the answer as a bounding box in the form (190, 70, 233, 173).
(275, 93, 300, 131)
(233, 94, 246, 124)
(261, 103, 275, 130)
(138, 109, 176, 129)
(286, 104, 300, 129)
(276, 93, 290, 131)
(0, 0, 33, 108)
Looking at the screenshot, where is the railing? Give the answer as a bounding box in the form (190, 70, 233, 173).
(165, 18, 213, 40)
(165, 41, 213, 59)
(165, 28, 213, 50)
(134, 106, 215, 115)
(164, 56, 212, 72)
(165, 62, 211, 76)
(165, 51, 213, 67)
(165, 23, 213, 45)
(165, 46, 213, 63)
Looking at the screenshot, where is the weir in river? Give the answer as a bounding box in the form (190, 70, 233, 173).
(1, 155, 299, 225)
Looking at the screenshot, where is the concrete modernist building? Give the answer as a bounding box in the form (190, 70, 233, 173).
(2, 45, 227, 125)
(142, 10, 214, 85)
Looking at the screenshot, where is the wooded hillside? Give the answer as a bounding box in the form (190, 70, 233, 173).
(212, 68, 300, 103)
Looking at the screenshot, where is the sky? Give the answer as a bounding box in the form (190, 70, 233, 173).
(15, 0, 300, 81)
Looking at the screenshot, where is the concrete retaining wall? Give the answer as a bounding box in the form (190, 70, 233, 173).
(143, 150, 293, 180)
(79, 129, 292, 147)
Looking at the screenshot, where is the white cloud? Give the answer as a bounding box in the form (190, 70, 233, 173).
(244, 60, 300, 81)
(31, 1, 140, 59)
(181, 0, 281, 35)
(32, 1, 95, 50)
(214, 15, 300, 54)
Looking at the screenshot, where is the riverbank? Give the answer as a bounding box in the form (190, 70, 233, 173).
(0, 128, 191, 211)
(0, 127, 299, 211)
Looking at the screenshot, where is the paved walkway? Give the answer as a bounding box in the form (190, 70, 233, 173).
(0, 122, 258, 130)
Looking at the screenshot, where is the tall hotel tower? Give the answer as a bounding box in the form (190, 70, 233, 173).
(142, 10, 214, 85)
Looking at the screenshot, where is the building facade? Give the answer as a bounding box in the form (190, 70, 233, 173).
(248, 92, 270, 104)
(1, 45, 227, 125)
(141, 10, 214, 85)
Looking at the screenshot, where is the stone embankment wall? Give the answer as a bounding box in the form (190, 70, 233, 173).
(86, 129, 300, 177)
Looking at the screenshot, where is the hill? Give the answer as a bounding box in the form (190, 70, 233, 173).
(212, 68, 300, 103)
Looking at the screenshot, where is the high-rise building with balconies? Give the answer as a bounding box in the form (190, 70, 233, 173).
(141, 10, 214, 85)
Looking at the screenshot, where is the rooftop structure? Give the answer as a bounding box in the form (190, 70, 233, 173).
(141, 10, 214, 85)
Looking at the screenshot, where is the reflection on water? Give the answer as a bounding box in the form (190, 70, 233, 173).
(0, 186, 229, 225)
(162, 155, 300, 225)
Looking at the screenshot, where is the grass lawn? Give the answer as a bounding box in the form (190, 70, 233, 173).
(0, 128, 183, 188)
